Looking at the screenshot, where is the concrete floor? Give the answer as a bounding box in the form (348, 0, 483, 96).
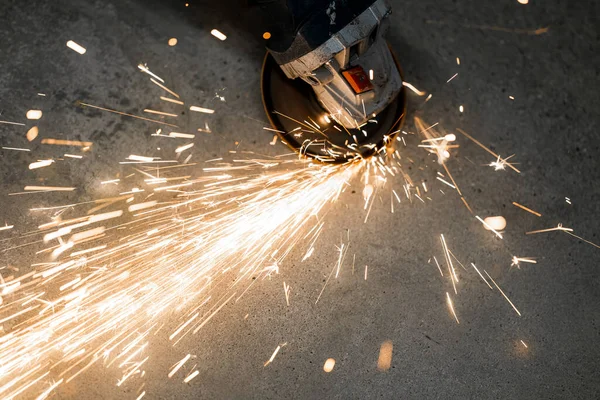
(1, 0, 599, 398)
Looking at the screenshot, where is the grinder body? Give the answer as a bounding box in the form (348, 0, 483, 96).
(235, 0, 406, 162)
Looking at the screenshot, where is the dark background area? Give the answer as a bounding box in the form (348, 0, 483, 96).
(0, 0, 599, 398)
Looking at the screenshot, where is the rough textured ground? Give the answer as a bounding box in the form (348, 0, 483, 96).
(0, 0, 599, 398)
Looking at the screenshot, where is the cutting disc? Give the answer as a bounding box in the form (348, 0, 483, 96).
(261, 48, 406, 163)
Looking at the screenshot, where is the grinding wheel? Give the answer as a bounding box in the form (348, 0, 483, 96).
(261, 48, 407, 163)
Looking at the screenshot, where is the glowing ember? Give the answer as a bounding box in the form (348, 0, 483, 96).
(323, 358, 335, 372)
(482, 216, 507, 231)
(26, 126, 39, 141)
(26, 110, 42, 120)
(377, 340, 393, 371)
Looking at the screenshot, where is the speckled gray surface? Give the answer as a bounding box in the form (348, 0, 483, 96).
(0, 0, 599, 399)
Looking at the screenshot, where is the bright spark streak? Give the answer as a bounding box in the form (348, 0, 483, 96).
(471, 263, 493, 289)
(143, 109, 178, 117)
(433, 256, 443, 276)
(526, 224, 572, 235)
(210, 29, 227, 41)
(78, 102, 178, 127)
(151, 79, 180, 98)
(189, 106, 215, 114)
(175, 143, 194, 153)
(283, 282, 291, 306)
(128, 201, 157, 212)
(264, 343, 286, 367)
(446, 292, 459, 324)
(484, 270, 521, 316)
(169, 132, 195, 139)
(446, 73, 458, 83)
(168, 354, 191, 378)
(183, 370, 199, 383)
(2, 146, 30, 152)
(512, 202, 542, 217)
(489, 155, 517, 171)
(564, 231, 600, 249)
(66, 40, 86, 54)
(402, 82, 426, 96)
(137, 64, 164, 83)
(24, 186, 75, 192)
(34, 378, 63, 400)
(29, 160, 54, 170)
(160, 96, 184, 105)
(511, 256, 537, 267)
(440, 234, 458, 294)
(436, 177, 456, 189)
(456, 128, 521, 173)
(41, 138, 93, 147)
(476, 216, 503, 239)
(0, 120, 25, 126)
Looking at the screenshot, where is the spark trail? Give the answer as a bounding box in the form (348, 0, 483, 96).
(0, 159, 360, 398)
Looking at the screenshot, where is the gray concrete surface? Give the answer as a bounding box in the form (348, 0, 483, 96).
(1, 0, 599, 398)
